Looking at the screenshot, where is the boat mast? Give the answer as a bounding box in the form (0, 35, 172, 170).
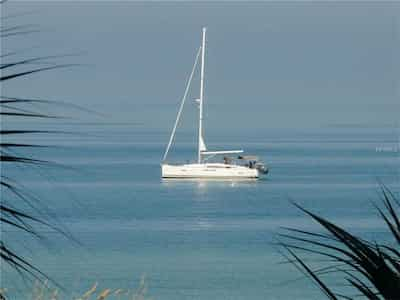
(198, 27, 206, 164)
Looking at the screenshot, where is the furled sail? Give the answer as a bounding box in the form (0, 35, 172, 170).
(199, 135, 207, 152)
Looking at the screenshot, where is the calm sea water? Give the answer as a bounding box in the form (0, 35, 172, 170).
(2, 124, 399, 299)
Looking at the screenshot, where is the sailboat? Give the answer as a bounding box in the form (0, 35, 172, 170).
(161, 27, 268, 179)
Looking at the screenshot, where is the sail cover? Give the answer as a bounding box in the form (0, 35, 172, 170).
(199, 136, 207, 151)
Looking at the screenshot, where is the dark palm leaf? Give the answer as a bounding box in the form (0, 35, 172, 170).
(278, 187, 400, 299)
(0, 4, 83, 295)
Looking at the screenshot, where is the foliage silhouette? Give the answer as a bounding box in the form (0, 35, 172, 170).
(1, 4, 83, 294)
(278, 185, 400, 299)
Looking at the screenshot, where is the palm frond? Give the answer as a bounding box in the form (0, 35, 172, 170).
(278, 187, 400, 299)
(0, 5, 83, 293)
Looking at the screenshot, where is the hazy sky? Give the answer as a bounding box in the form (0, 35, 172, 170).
(2, 1, 399, 130)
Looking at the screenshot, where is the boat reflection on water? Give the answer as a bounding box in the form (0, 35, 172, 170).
(161, 176, 260, 191)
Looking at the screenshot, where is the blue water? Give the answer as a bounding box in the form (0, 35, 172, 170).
(1, 124, 399, 299)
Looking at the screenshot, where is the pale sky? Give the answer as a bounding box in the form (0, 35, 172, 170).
(2, 1, 399, 130)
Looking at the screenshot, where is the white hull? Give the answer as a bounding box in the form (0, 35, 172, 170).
(161, 163, 259, 179)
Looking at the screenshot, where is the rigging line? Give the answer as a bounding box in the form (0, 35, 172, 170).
(162, 46, 201, 162)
